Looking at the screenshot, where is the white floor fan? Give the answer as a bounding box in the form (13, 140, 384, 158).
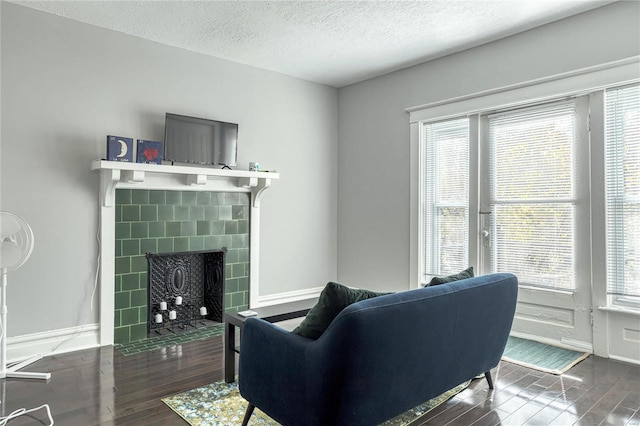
(0, 211, 51, 380)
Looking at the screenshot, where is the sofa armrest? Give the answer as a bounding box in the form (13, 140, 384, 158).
(238, 318, 314, 423)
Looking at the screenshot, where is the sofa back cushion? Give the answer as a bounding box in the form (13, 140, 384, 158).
(293, 282, 392, 340)
(426, 266, 474, 286)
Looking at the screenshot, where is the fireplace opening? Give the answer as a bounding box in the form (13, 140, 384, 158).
(147, 248, 226, 336)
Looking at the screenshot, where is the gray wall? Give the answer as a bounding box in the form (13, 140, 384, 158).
(337, 1, 640, 292)
(2, 0, 638, 341)
(0, 2, 337, 337)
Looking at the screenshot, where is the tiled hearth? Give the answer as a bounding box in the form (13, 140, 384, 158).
(114, 189, 250, 344)
(116, 323, 225, 355)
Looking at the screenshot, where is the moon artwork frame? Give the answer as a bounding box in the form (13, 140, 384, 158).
(107, 135, 134, 162)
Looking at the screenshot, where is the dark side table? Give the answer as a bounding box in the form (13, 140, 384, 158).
(223, 298, 317, 383)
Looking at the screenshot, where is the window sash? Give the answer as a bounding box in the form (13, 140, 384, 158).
(605, 84, 640, 298)
(421, 118, 469, 279)
(488, 102, 577, 289)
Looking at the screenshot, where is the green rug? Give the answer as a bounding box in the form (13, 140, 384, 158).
(162, 379, 470, 426)
(502, 336, 589, 375)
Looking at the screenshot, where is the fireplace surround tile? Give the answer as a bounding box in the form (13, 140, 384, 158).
(158, 238, 174, 253)
(149, 221, 165, 237)
(131, 222, 148, 239)
(115, 257, 130, 274)
(204, 207, 219, 220)
(189, 236, 204, 251)
(141, 238, 157, 254)
(197, 192, 212, 205)
(166, 221, 181, 237)
(116, 189, 132, 204)
(141, 205, 158, 222)
(174, 237, 189, 252)
(131, 255, 147, 273)
(175, 205, 190, 220)
(132, 190, 150, 205)
(190, 205, 205, 221)
(114, 188, 251, 344)
(182, 192, 198, 205)
(166, 191, 182, 205)
(116, 223, 131, 239)
(150, 191, 166, 205)
(158, 205, 173, 220)
(122, 205, 140, 222)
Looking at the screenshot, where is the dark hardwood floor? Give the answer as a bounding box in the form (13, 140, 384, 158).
(1, 333, 638, 425)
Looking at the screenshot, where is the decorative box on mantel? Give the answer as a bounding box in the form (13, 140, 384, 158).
(91, 160, 279, 346)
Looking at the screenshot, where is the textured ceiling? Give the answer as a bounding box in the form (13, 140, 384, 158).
(13, 0, 614, 87)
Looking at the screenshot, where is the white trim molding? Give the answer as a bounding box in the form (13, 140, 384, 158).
(510, 331, 593, 354)
(7, 324, 100, 364)
(255, 286, 324, 308)
(407, 57, 640, 122)
(91, 160, 279, 346)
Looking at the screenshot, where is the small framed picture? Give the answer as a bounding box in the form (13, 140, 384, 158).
(107, 135, 134, 162)
(136, 139, 163, 164)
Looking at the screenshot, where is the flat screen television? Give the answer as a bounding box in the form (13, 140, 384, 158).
(164, 113, 238, 167)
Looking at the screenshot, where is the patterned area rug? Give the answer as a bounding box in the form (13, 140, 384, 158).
(162, 379, 470, 426)
(502, 336, 590, 375)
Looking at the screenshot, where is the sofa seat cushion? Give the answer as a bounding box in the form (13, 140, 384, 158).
(293, 282, 391, 340)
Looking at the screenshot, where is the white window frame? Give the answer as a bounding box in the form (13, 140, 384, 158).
(408, 57, 640, 294)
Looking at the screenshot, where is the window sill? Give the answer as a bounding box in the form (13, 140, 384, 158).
(519, 284, 575, 296)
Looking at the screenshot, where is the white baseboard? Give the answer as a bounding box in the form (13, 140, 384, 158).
(609, 354, 640, 366)
(560, 337, 594, 353)
(7, 286, 326, 361)
(254, 286, 323, 308)
(510, 331, 594, 353)
(7, 324, 100, 364)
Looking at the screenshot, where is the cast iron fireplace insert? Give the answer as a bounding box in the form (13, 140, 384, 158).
(146, 248, 226, 336)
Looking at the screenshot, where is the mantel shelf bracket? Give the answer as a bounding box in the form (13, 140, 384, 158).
(122, 170, 145, 184)
(101, 169, 121, 207)
(251, 178, 272, 208)
(187, 174, 207, 186)
(239, 177, 258, 189)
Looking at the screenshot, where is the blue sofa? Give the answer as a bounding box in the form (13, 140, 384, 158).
(239, 273, 518, 426)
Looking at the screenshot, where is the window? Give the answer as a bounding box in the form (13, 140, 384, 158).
(488, 102, 577, 289)
(421, 118, 469, 279)
(411, 62, 640, 356)
(416, 76, 639, 306)
(605, 84, 640, 299)
(420, 103, 581, 289)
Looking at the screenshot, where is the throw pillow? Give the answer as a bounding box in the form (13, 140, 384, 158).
(293, 282, 391, 340)
(426, 266, 474, 287)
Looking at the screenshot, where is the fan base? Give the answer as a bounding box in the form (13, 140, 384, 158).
(0, 355, 51, 380)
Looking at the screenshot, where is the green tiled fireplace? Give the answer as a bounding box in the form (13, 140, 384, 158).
(114, 189, 250, 344)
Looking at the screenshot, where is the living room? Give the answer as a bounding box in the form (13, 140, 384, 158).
(1, 1, 639, 424)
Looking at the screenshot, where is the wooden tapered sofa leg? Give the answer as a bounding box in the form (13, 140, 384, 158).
(241, 403, 255, 426)
(484, 371, 494, 389)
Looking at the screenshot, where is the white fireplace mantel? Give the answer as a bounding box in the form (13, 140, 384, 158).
(91, 160, 278, 208)
(91, 160, 279, 345)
